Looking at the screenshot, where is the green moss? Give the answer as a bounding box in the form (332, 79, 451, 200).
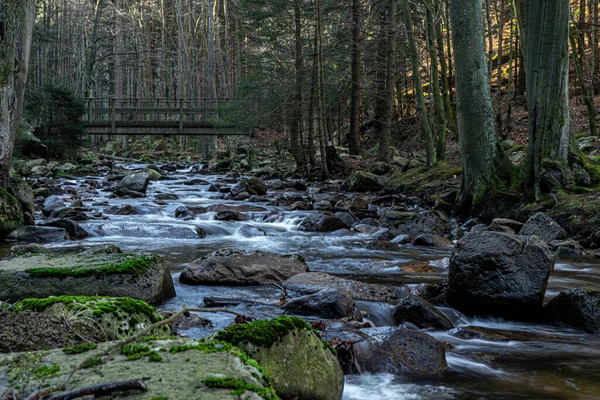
(32, 365, 60, 379)
(63, 342, 98, 355)
(202, 377, 280, 400)
(214, 316, 315, 347)
(121, 344, 162, 362)
(81, 358, 102, 369)
(25, 254, 159, 278)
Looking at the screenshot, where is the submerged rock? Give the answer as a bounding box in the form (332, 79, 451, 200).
(301, 212, 350, 232)
(447, 231, 553, 318)
(283, 272, 398, 302)
(393, 295, 454, 330)
(95, 222, 206, 239)
(545, 289, 600, 333)
(0, 338, 275, 400)
(215, 316, 344, 400)
(180, 249, 308, 286)
(0, 251, 175, 305)
(231, 176, 268, 196)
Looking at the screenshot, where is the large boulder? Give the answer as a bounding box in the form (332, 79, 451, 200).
(37, 218, 89, 240)
(0, 188, 23, 240)
(231, 176, 268, 196)
(343, 327, 447, 375)
(447, 231, 554, 318)
(180, 249, 309, 286)
(284, 272, 398, 301)
(215, 316, 344, 400)
(0, 338, 276, 400)
(15, 296, 169, 341)
(0, 250, 175, 305)
(345, 171, 385, 192)
(519, 212, 566, 243)
(301, 212, 350, 232)
(283, 287, 362, 320)
(393, 295, 454, 330)
(7, 175, 35, 225)
(545, 289, 600, 333)
(7, 226, 67, 242)
(115, 172, 150, 197)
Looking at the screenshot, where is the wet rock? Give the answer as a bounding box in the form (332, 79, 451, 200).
(392, 210, 454, 239)
(549, 239, 585, 258)
(42, 195, 65, 216)
(519, 212, 566, 243)
(0, 252, 175, 305)
(284, 287, 362, 320)
(173, 205, 195, 220)
(412, 233, 453, 247)
(335, 211, 356, 227)
(391, 234, 412, 244)
(335, 196, 369, 211)
(347, 327, 447, 375)
(215, 316, 344, 400)
(180, 249, 309, 286)
(143, 168, 162, 181)
(33, 187, 51, 198)
(160, 309, 212, 333)
(412, 283, 447, 304)
(115, 172, 150, 197)
(393, 295, 454, 330)
(104, 203, 138, 215)
(235, 224, 267, 237)
(268, 179, 285, 190)
(291, 201, 312, 210)
(283, 272, 398, 301)
(7, 244, 50, 257)
(400, 261, 435, 273)
(451, 325, 558, 341)
(7, 226, 67, 242)
(447, 231, 553, 318)
(301, 212, 350, 232)
(286, 180, 308, 191)
(182, 178, 209, 185)
(155, 193, 179, 200)
(491, 218, 524, 232)
(16, 296, 168, 341)
(0, 338, 274, 400)
(545, 289, 600, 333)
(207, 204, 266, 213)
(314, 200, 333, 211)
(215, 210, 245, 221)
(366, 240, 400, 251)
(31, 165, 50, 176)
(231, 176, 268, 196)
(345, 171, 385, 192)
(0, 189, 23, 240)
(49, 207, 89, 221)
(38, 218, 89, 239)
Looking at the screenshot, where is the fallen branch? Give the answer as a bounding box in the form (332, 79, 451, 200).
(46, 379, 148, 400)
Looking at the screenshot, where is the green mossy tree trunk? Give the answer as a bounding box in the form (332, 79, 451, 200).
(450, 0, 513, 209)
(401, 0, 435, 166)
(523, 0, 589, 197)
(0, 0, 36, 188)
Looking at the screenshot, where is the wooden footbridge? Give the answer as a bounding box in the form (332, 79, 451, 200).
(83, 98, 252, 136)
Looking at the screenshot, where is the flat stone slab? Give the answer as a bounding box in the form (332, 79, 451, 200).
(0, 251, 175, 305)
(0, 338, 273, 399)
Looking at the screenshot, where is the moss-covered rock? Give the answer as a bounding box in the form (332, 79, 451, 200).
(0, 188, 23, 240)
(384, 164, 461, 200)
(214, 316, 343, 400)
(0, 338, 276, 399)
(345, 171, 385, 192)
(15, 296, 169, 340)
(0, 251, 175, 305)
(7, 175, 35, 224)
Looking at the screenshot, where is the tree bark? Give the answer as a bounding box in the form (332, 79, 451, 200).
(348, 0, 361, 156)
(401, 0, 435, 166)
(290, 0, 307, 173)
(450, 0, 512, 208)
(524, 0, 578, 197)
(0, 0, 36, 188)
(378, 0, 396, 162)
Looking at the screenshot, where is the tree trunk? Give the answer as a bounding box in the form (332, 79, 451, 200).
(450, 0, 513, 208)
(378, 0, 396, 162)
(569, 29, 597, 136)
(400, 0, 435, 166)
(524, 0, 579, 197)
(290, 0, 307, 173)
(348, 0, 361, 156)
(0, 0, 36, 187)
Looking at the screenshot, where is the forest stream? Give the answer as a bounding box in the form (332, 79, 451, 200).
(2, 163, 600, 400)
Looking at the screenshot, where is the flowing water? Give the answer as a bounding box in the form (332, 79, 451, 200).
(7, 164, 600, 399)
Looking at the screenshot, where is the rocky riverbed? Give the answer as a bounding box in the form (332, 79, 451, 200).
(1, 160, 600, 399)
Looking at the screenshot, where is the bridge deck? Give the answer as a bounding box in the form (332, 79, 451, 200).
(82, 98, 251, 136)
